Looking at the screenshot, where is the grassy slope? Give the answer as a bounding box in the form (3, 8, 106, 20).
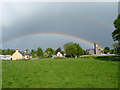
(2, 58, 118, 88)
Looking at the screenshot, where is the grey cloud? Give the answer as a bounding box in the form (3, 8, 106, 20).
(2, 2, 118, 50)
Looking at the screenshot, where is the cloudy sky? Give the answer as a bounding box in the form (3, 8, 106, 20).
(1, 1, 118, 51)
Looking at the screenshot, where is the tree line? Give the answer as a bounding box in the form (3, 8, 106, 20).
(0, 49, 15, 55)
(31, 42, 88, 58)
(102, 46, 118, 54)
(0, 41, 118, 58)
(0, 42, 88, 58)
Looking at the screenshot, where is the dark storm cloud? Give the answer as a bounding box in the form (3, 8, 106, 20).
(2, 2, 118, 49)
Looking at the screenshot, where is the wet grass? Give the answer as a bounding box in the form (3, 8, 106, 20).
(2, 58, 118, 88)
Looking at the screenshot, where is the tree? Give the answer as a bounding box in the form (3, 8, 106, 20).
(45, 48, 54, 57)
(31, 49, 37, 58)
(75, 43, 84, 56)
(65, 44, 77, 58)
(6, 49, 10, 55)
(56, 47, 61, 53)
(37, 47, 43, 57)
(101, 50, 104, 54)
(104, 47, 110, 54)
(45, 48, 53, 53)
(60, 51, 65, 55)
(112, 14, 120, 42)
(84, 50, 89, 55)
(63, 42, 74, 51)
(43, 53, 49, 57)
(64, 42, 84, 58)
(1, 49, 15, 55)
(9, 49, 15, 55)
(0, 49, 2, 54)
(110, 49, 115, 54)
(112, 43, 119, 54)
(112, 14, 120, 54)
(31, 49, 36, 54)
(52, 49, 56, 55)
(2, 49, 6, 55)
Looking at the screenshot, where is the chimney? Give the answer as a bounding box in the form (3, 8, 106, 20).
(16, 49, 19, 52)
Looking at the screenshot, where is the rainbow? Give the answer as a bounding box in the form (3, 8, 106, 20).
(1, 33, 103, 49)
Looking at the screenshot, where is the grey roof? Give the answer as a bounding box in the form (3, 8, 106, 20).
(18, 51, 32, 56)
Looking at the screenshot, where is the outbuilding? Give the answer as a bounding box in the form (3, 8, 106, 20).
(0, 55, 11, 60)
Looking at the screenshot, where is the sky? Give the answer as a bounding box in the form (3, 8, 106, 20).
(1, 1, 119, 51)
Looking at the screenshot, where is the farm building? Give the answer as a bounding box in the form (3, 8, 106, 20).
(11, 49, 32, 60)
(0, 55, 11, 60)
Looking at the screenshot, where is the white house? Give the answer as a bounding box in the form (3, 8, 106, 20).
(56, 52, 63, 57)
(52, 52, 64, 58)
(0, 55, 11, 60)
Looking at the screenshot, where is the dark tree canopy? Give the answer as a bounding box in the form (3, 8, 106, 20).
(104, 47, 110, 54)
(63, 42, 74, 51)
(31, 49, 36, 54)
(112, 43, 120, 54)
(112, 14, 120, 42)
(37, 47, 43, 57)
(31, 49, 37, 58)
(112, 14, 120, 54)
(45, 48, 55, 57)
(64, 42, 84, 58)
(45, 48, 54, 53)
(1, 49, 15, 55)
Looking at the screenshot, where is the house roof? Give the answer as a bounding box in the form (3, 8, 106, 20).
(33, 54, 38, 57)
(18, 51, 32, 56)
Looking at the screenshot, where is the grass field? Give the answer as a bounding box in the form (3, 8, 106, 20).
(2, 58, 119, 88)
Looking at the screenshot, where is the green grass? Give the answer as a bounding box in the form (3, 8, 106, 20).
(0, 60, 2, 89)
(81, 55, 120, 58)
(2, 58, 118, 88)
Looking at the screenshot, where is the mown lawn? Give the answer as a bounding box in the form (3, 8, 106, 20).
(2, 58, 118, 88)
